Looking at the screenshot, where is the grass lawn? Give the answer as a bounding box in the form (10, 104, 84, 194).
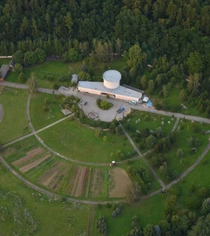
(160, 85, 206, 118)
(0, 159, 89, 236)
(173, 150, 210, 212)
(122, 110, 175, 153)
(5, 57, 126, 89)
(164, 119, 210, 176)
(0, 58, 11, 65)
(93, 194, 165, 236)
(38, 119, 134, 163)
(0, 87, 30, 144)
(30, 92, 65, 130)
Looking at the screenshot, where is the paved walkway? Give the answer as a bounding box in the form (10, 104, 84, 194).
(120, 124, 166, 188)
(1, 81, 210, 203)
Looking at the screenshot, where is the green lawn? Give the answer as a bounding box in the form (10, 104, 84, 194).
(0, 87, 30, 144)
(30, 92, 65, 130)
(163, 119, 210, 176)
(5, 57, 127, 89)
(38, 119, 134, 163)
(122, 110, 175, 153)
(177, 150, 210, 202)
(0, 58, 11, 65)
(93, 194, 165, 236)
(0, 159, 89, 236)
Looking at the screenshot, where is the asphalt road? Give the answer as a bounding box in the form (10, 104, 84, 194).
(1, 81, 210, 203)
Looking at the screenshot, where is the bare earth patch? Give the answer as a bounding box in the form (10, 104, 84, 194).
(19, 154, 51, 173)
(50, 165, 70, 190)
(38, 162, 63, 186)
(74, 167, 88, 197)
(109, 167, 132, 198)
(12, 147, 44, 167)
(70, 166, 82, 196)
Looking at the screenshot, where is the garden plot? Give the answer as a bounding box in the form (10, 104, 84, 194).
(38, 161, 64, 187)
(70, 166, 89, 197)
(109, 167, 132, 198)
(90, 169, 104, 198)
(48, 165, 71, 190)
(12, 147, 44, 167)
(19, 154, 51, 173)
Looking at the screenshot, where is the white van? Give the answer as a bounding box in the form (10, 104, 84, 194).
(129, 100, 137, 105)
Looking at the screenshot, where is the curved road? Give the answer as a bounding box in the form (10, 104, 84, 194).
(1, 81, 210, 204)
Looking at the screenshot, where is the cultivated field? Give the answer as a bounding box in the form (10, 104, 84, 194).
(109, 167, 132, 198)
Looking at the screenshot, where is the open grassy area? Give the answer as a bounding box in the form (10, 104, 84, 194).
(5, 57, 126, 89)
(122, 110, 175, 153)
(0, 58, 11, 65)
(0, 87, 30, 144)
(0, 159, 89, 236)
(93, 194, 165, 236)
(166, 120, 210, 174)
(38, 119, 134, 163)
(30, 92, 65, 130)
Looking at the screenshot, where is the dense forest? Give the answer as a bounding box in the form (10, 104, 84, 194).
(1, 0, 210, 115)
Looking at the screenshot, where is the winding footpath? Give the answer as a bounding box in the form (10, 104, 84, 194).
(1, 81, 210, 204)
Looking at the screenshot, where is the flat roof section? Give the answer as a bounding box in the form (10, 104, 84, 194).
(103, 70, 121, 83)
(78, 81, 142, 101)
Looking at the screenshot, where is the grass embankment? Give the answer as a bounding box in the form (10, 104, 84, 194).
(30, 92, 64, 130)
(38, 119, 134, 163)
(0, 87, 30, 144)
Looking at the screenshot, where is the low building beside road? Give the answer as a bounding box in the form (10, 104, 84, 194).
(78, 70, 142, 102)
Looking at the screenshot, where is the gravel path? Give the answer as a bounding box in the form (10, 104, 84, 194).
(1, 81, 210, 203)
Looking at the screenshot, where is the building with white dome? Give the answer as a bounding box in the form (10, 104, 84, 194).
(78, 70, 142, 102)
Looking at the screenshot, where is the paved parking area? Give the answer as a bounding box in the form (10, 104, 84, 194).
(58, 86, 137, 122)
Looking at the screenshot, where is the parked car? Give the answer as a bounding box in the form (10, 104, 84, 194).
(129, 100, 137, 105)
(116, 106, 125, 113)
(84, 101, 88, 105)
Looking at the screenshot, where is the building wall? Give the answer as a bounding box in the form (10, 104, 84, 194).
(103, 80, 119, 89)
(78, 86, 140, 102)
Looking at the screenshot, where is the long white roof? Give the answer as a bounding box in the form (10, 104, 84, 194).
(78, 81, 142, 100)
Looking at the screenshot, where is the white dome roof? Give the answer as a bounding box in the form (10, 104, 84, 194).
(103, 70, 121, 83)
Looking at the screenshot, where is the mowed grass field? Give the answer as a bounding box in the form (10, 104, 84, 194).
(154, 119, 210, 180)
(30, 92, 64, 130)
(0, 86, 30, 144)
(0, 160, 89, 236)
(38, 119, 134, 163)
(5, 57, 127, 88)
(93, 194, 165, 236)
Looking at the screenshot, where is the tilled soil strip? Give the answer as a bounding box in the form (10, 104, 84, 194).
(19, 154, 51, 173)
(75, 167, 88, 197)
(53, 166, 71, 190)
(70, 166, 82, 196)
(41, 162, 64, 186)
(12, 147, 44, 166)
